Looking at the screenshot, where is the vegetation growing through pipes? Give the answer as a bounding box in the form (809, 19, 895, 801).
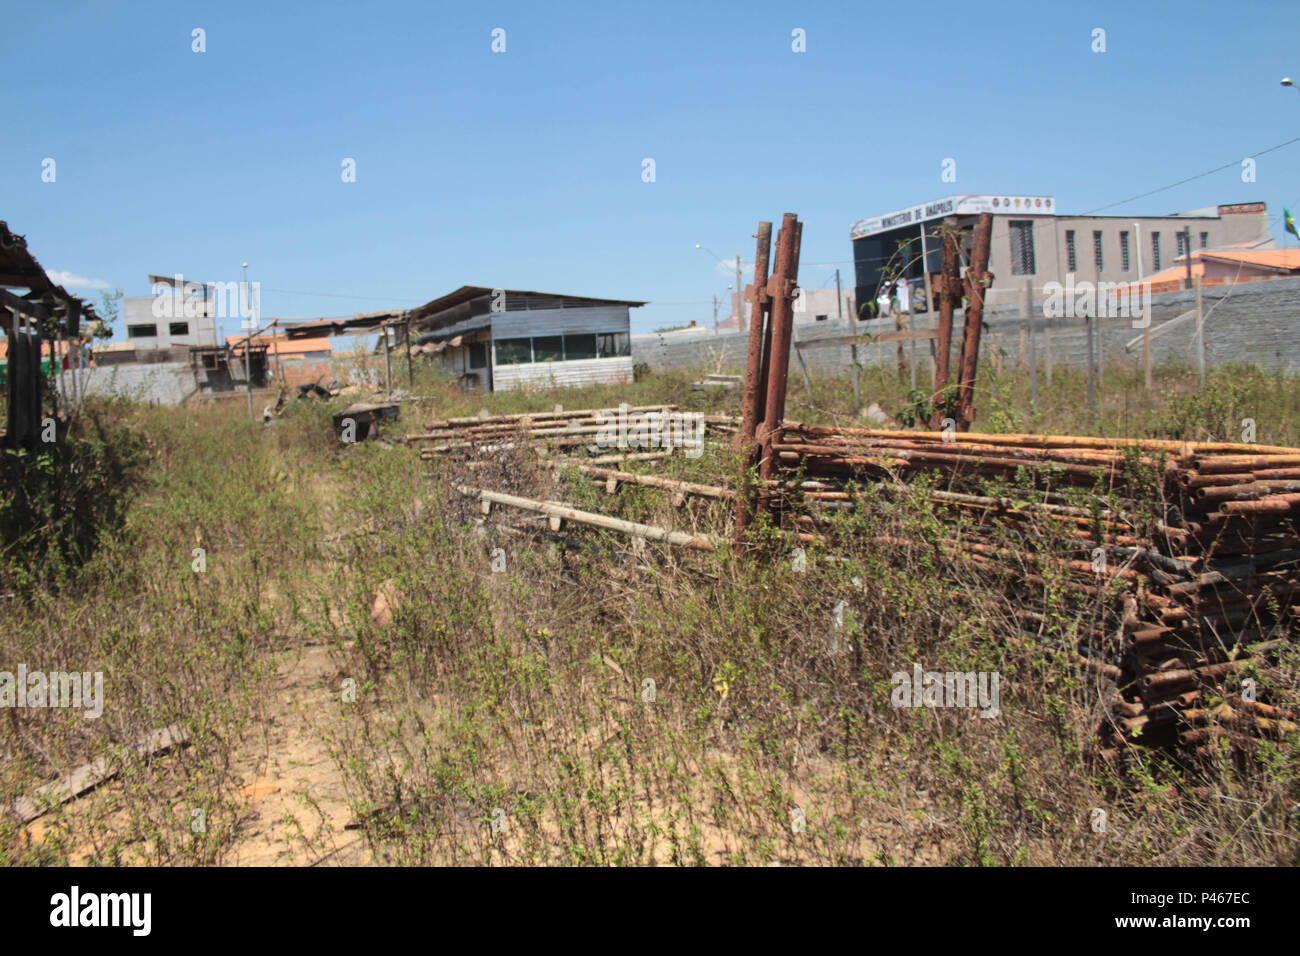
(0, 362, 1296, 865)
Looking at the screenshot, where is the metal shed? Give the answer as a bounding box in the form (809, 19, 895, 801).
(409, 287, 646, 392)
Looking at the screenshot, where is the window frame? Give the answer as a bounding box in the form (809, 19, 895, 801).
(531, 334, 564, 363)
(1008, 220, 1036, 276)
(597, 332, 631, 358)
(493, 337, 533, 365)
(562, 332, 598, 361)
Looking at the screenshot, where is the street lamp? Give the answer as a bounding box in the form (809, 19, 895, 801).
(1283, 77, 1295, 87)
(696, 244, 745, 332)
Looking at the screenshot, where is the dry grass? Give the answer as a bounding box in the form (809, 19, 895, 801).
(1, 360, 1297, 865)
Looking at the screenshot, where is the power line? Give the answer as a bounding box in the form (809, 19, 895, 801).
(1080, 134, 1300, 215)
(262, 286, 414, 303)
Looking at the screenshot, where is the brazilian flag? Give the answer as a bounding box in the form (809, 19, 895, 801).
(1287, 207, 1300, 240)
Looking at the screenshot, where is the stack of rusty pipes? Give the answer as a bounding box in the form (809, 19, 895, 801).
(734, 213, 803, 536)
(764, 423, 1300, 756)
(409, 404, 738, 458)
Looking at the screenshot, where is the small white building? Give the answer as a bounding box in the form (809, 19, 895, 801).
(120, 275, 229, 352)
(409, 287, 644, 391)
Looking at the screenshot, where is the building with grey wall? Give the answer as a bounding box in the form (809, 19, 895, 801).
(850, 195, 1271, 312)
(410, 286, 644, 391)
(120, 275, 234, 352)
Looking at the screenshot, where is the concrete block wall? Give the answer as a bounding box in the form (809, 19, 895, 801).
(634, 275, 1300, 379)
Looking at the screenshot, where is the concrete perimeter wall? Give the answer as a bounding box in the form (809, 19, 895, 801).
(633, 275, 1300, 378)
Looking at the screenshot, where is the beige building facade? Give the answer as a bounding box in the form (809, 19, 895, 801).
(851, 195, 1271, 311)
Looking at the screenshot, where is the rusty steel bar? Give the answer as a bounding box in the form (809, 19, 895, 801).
(736, 222, 772, 456)
(929, 217, 960, 429)
(954, 212, 994, 430)
(758, 213, 801, 481)
(735, 222, 774, 539)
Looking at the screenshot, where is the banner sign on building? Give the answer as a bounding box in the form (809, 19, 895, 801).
(850, 195, 1055, 239)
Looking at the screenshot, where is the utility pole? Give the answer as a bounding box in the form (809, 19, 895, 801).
(712, 294, 718, 330)
(1182, 227, 1194, 290)
(242, 262, 254, 419)
(1135, 223, 1151, 391)
(735, 255, 745, 333)
(271, 317, 281, 384)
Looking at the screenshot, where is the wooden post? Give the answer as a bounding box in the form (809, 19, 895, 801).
(406, 316, 414, 388)
(1085, 312, 1096, 410)
(1143, 313, 1153, 391)
(795, 345, 812, 392)
(1195, 275, 1206, 390)
(1044, 326, 1053, 386)
(1022, 279, 1037, 412)
(383, 324, 392, 398)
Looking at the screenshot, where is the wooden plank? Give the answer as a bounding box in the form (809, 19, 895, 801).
(460, 486, 718, 551)
(11, 723, 191, 824)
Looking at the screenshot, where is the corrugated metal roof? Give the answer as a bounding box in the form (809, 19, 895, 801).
(410, 286, 647, 333)
(281, 310, 404, 339)
(0, 220, 101, 328)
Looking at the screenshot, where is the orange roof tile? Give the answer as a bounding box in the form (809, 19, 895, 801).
(1197, 248, 1300, 272)
(225, 334, 334, 355)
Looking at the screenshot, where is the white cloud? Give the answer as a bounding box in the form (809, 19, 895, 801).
(45, 270, 112, 291)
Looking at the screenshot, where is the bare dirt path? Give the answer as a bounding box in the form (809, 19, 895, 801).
(224, 641, 368, 866)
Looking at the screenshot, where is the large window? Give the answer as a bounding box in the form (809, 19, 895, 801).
(564, 333, 598, 360)
(495, 337, 532, 364)
(127, 323, 157, 338)
(468, 342, 487, 369)
(1151, 232, 1162, 271)
(1009, 221, 1036, 275)
(169, 322, 189, 336)
(1065, 230, 1076, 273)
(493, 331, 629, 365)
(1120, 231, 1131, 272)
(532, 335, 564, 362)
(597, 332, 630, 357)
(1093, 231, 1104, 272)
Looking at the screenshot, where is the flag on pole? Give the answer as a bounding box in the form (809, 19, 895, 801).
(1286, 207, 1300, 239)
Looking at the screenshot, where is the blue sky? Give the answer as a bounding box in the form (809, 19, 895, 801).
(5, 0, 1300, 338)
